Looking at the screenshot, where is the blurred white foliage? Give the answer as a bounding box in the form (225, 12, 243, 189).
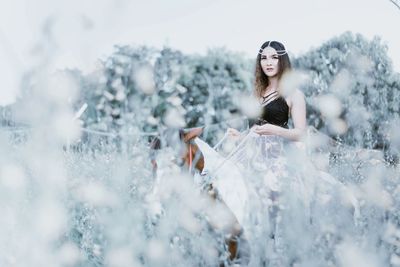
(202, 246, 219, 262)
(178, 208, 201, 234)
(205, 199, 237, 231)
(134, 66, 156, 94)
(220, 137, 237, 154)
(167, 95, 183, 107)
(53, 111, 82, 141)
(176, 84, 188, 93)
(338, 184, 360, 213)
(330, 68, 351, 95)
(263, 170, 280, 192)
(74, 103, 88, 120)
(353, 54, 374, 73)
(316, 94, 342, 119)
(164, 107, 185, 128)
(388, 122, 400, 150)
(391, 255, 400, 266)
(104, 90, 114, 100)
(111, 77, 123, 90)
(106, 246, 140, 267)
(329, 118, 348, 135)
(115, 89, 127, 101)
(383, 222, 400, 248)
(345, 104, 371, 127)
(305, 127, 331, 151)
(146, 239, 166, 263)
(336, 241, 381, 267)
(146, 115, 159, 125)
(76, 182, 118, 207)
(92, 243, 102, 257)
(0, 43, 20, 106)
(115, 66, 125, 75)
(145, 194, 163, 219)
(311, 153, 330, 171)
(235, 93, 261, 119)
(361, 175, 393, 209)
(58, 242, 82, 266)
(46, 71, 79, 105)
(1, 204, 17, 228)
(0, 163, 26, 190)
(27, 153, 68, 188)
(279, 70, 309, 97)
(35, 201, 67, 241)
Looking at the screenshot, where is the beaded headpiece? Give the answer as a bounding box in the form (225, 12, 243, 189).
(258, 41, 287, 56)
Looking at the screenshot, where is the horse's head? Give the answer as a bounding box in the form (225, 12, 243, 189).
(179, 127, 204, 173)
(148, 127, 205, 174)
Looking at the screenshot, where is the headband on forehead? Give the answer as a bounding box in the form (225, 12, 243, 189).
(258, 41, 287, 56)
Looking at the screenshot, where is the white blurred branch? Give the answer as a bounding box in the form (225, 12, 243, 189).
(74, 103, 88, 120)
(390, 0, 400, 10)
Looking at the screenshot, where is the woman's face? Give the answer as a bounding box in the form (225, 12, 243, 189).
(260, 47, 280, 77)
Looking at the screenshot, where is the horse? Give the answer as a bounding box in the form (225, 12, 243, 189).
(149, 127, 249, 265)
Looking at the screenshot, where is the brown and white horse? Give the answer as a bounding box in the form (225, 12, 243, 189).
(149, 127, 249, 265)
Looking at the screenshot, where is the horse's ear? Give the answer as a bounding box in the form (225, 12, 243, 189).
(183, 127, 204, 142)
(178, 129, 185, 141)
(150, 136, 161, 150)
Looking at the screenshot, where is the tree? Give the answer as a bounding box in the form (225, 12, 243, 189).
(294, 32, 400, 151)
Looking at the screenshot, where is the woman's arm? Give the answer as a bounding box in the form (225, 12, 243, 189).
(253, 89, 306, 141)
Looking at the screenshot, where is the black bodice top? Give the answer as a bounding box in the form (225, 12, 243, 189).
(254, 91, 289, 128)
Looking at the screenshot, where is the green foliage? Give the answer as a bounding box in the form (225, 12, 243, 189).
(66, 33, 400, 153)
(294, 32, 400, 150)
(79, 46, 159, 133)
(6, 32, 399, 153)
(79, 46, 253, 133)
(175, 48, 253, 127)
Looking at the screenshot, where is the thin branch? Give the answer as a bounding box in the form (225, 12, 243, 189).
(390, 0, 400, 10)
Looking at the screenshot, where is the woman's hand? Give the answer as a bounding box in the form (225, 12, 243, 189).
(252, 124, 280, 136)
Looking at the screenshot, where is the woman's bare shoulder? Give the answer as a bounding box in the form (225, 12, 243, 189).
(291, 88, 305, 99)
(285, 88, 305, 107)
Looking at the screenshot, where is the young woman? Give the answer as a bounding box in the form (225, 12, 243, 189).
(228, 40, 306, 141)
(195, 41, 359, 266)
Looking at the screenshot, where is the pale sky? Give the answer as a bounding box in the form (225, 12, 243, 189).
(1, 0, 399, 105)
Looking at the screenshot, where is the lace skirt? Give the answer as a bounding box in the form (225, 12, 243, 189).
(195, 132, 359, 266)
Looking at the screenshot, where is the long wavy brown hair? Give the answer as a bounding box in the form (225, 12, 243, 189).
(254, 41, 292, 98)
